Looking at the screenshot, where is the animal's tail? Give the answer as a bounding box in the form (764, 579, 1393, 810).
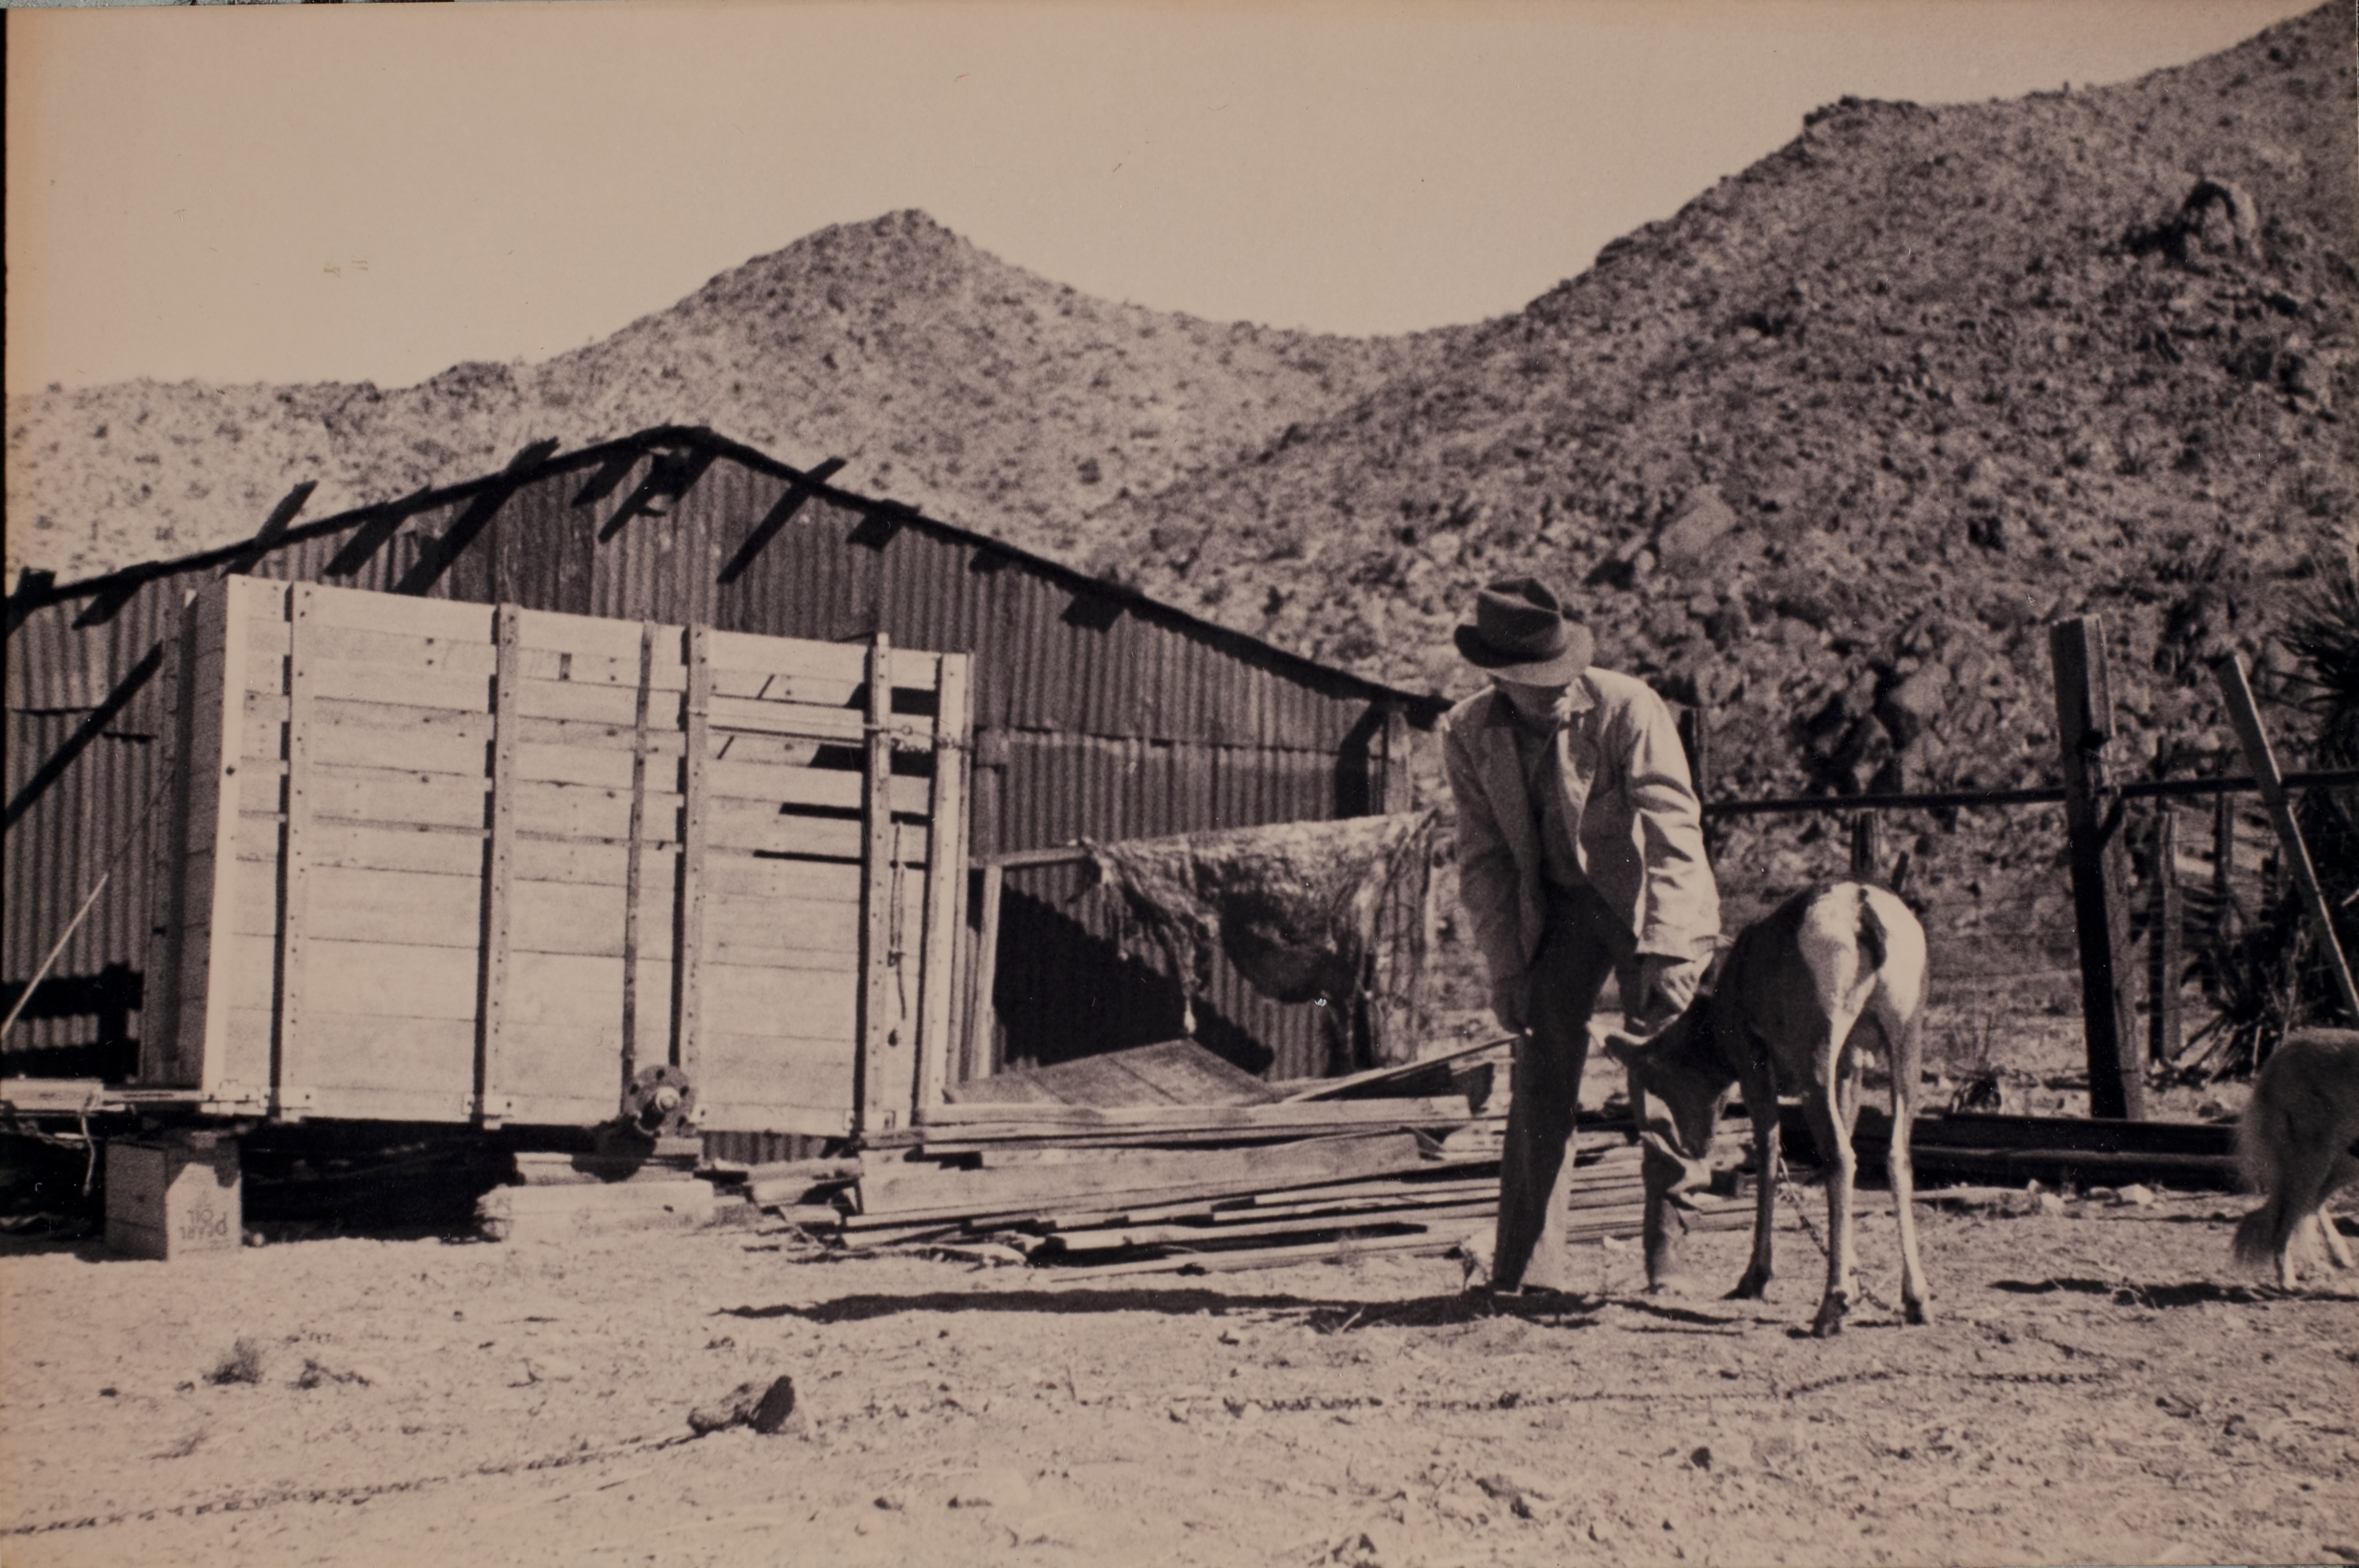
(1856, 889, 1889, 977)
(2233, 1083, 2292, 1267)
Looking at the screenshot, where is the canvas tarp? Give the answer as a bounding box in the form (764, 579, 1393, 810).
(1082, 811, 1440, 1073)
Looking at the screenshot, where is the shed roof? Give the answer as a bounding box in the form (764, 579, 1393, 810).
(7, 424, 1447, 728)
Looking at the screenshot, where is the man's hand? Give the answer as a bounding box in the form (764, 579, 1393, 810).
(1626, 953, 1701, 1033)
(1490, 974, 1531, 1034)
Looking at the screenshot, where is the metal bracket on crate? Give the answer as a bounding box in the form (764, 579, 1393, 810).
(466, 1094, 518, 1127)
(201, 1082, 268, 1117)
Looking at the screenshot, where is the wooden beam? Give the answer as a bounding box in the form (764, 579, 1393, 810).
(1278, 1033, 1516, 1102)
(1849, 812, 1882, 884)
(2, 640, 164, 831)
(2212, 788, 2235, 947)
(220, 481, 318, 577)
(6, 568, 57, 636)
(2049, 617, 2144, 1120)
(2148, 805, 2184, 1064)
(394, 440, 556, 596)
(966, 862, 1005, 1083)
(675, 624, 713, 1085)
(620, 620, 656, 1103)
(476, 603, 523, 1125)
(858, 635, 898, 1134)
(914, 654, 971, 1119)
(196, 580, 254, 1104)
(717, 458, 848, 585)
(273, 584, 320, 1118)
(323, 486, 432, 578)
(2212, 655, 2359, 1024)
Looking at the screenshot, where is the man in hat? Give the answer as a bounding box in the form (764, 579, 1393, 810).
(1443, 576, 1720, 1294)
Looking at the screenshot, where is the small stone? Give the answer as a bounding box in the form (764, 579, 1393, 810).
(748, 1376, 799, 1435)
(1688, 1445, 1713, 1470)
(2116, 1184, 2158, 1207)
(2035, 1193, 2067, 1216)
(690, 1380, 766, 1434)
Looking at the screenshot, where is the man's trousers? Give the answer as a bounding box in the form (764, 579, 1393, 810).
(1490, 883, 1639, 1294)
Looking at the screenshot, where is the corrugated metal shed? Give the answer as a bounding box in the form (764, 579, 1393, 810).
(5, 427, 1444, 1095)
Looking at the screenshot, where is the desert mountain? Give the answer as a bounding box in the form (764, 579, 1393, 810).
(1090, 3, 2358, 806)
(4, 212, 1469, 586)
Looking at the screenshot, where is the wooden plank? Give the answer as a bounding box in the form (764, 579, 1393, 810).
(2049, 617, 2144, 1120)
(292, 660, 495, 714)
(694, 1101, 858, 1139)
(854, 1130, 1425, 1222)
(915, 1096, 1472, 1132)
(699, 964, 861, 1042)
(197, 578, 253, 1098)
(1049, 1199, 1500, 1255)
(274, 583, 321, 1116)
(917, 652, 969, 1119)
(478, 603, 523, 1122)
(622, 620, 656, 1096)
(967, 863, 1004, 1083)
(707, 625, 939, 690)
(299, 586, 495, 642)
(675, 624, 711, 1085)
(2149, 805, 2184, 1063)
(278, 1012, 478, 1100)
(1279, 1034, 1516, 1103)
(946, 1038, 1280, 1109)
(858, 634, 897, 1135)
(233, 819, 864, 901)
(705, 693, 868, 744)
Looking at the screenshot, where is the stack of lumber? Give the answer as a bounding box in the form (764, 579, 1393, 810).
(1783, 1106, 2241, 1190)
(727, 1040, 1755, 1278)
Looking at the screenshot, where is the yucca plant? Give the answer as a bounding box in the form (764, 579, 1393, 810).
(2268, 548, 2358, 1042)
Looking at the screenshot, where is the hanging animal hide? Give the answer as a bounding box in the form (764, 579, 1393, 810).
(1083, 811, 1440, 1072)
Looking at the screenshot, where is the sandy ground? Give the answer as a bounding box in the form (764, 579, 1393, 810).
(4, 1189, 2355, 1568)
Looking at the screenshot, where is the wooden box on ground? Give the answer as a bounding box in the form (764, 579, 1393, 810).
(106, 1135, 242, 1259)
(139, 576, 972, 1138)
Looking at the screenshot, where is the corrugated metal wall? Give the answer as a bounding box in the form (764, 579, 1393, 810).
(4, 428, 1437, 1094)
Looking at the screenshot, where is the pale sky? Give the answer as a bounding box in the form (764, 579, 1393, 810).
(3, 0, 2323, 396)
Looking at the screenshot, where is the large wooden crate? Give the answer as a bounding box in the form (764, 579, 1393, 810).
(140, 577, 970, 1137)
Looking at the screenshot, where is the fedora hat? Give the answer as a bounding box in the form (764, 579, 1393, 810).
(1453, 576, 1594, 684)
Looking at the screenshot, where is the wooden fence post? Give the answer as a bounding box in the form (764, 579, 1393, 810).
(2049, 617, 2145, 1120)
(2211, 655, 2359, 1025)
(2212, 789, 2235, 945)
(2148, 806, 2183, 1065)
(1849, 813, 1882, 885)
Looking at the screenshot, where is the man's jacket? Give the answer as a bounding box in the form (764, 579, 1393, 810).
(1442, 670, 1720, 987)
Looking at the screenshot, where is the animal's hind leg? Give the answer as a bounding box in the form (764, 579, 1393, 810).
(1803, 1022, 1861, 1337)
(1884, 1005, 1933, 1324)
(2269, 1140, 2345, 1289)
(2322, 1152, 2358, 1271)
(1729, 1077, 1780, 1301)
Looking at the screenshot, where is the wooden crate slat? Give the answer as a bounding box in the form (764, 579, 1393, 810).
(298, 586, 495, 641)
(194, 578, 255, 1096)
(269, 1013, 478, 1097)
(274, 583, 320, 1114)
(917, 653, 971, 1115)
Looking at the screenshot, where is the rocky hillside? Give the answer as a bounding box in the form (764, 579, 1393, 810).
(1092, 2, 2358, 804)
(4, 212, 1469, 585)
